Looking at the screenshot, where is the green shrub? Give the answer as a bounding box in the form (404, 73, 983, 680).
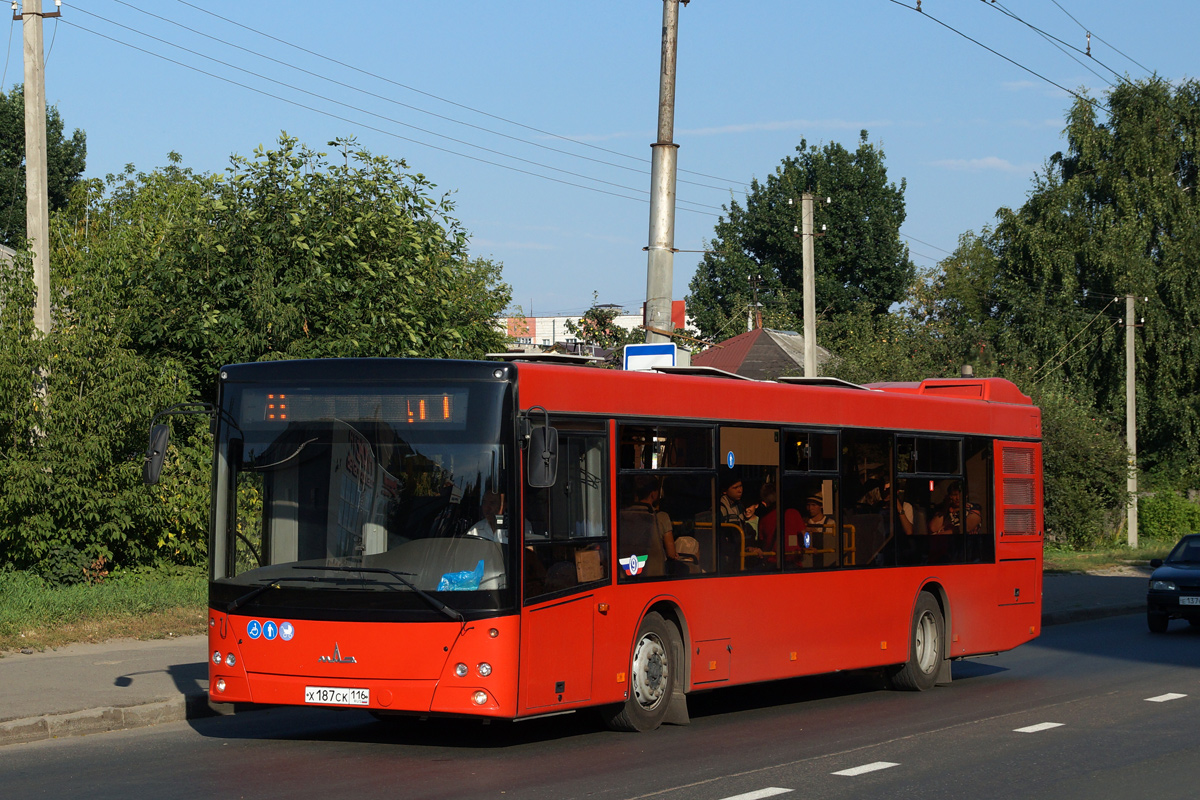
(1139, 490, 1200, 542)
(0, 257, 209, 584)
(1034, 387, 1130, 549)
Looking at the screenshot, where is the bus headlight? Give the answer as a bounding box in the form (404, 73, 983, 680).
(477, 662, 492, 677)
(226, 653, 236, 667)
(215, 679, 226, 693)
(212, 650, 223, 665)
(455, 663, 469, 677)
(472, 691, 488, 705)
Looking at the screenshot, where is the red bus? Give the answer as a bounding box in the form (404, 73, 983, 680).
(150, 357, 1042, 732)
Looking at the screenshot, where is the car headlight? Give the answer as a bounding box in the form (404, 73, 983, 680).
(1151, 580, 1178, 591)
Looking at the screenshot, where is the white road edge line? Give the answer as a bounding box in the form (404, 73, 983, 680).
(717, 789, 794, 800)
(1146, 693, 1187, 703)
(1014, 722, 1064, 733)
(832, 762, 900, 777)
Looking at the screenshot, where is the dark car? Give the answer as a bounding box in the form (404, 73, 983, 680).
(1147, 534, 1200, 633)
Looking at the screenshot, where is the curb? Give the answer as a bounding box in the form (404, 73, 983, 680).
(1041, 603, 1143, 627)
(0, 693, 216, 747)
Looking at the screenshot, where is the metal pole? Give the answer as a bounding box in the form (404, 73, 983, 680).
(644, 0, 681, 344)
(21, 0, 52, 334)
(1126, 294, 1138, 547)
(802, 193, 817, 376)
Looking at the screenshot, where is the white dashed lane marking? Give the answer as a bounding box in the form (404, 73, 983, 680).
(1014, 722, 1064, 733)
(717, 789, 793, 800)
(832, 762, 900, 777)
(1146, 693, 1187, 703)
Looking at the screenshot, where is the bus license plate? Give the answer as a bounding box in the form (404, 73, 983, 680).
(1180, 596, 1200, 606)
(305, 686, 370, 706)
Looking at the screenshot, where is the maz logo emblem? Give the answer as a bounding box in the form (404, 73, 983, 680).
(318, 643, 357, 664)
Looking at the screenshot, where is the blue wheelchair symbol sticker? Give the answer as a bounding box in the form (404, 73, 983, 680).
(247, 620, 262, 639)
(264, 620, 278, 641)
(280, 621, 295, 641)
(804, 531, 812, 548)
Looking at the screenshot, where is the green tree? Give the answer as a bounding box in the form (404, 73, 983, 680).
(0, 253, 204, 582)
(687, 131, 914, 338)
(55, 136, 512, 393)
(989, 77, 1200, 470)
(0, 85, 87, 248)
(564, 293, 644, 347)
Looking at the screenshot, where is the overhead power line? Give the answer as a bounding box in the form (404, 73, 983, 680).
(102, 0, 738, 196)
(169, 0, 750, 190)
(64, 5, 724, 214)
(59, 16, 720, 217)
(1048, 0, 1153, 74)
(882, 0, 1106, 115)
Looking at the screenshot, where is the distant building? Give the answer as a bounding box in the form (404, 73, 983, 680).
(500, 300, 691, 349)
(691, 327, 832, 381)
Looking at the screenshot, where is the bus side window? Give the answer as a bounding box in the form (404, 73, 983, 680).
(523, 430, 609, 603)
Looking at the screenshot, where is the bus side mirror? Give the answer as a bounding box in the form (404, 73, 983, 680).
(527, 425, 559, 488)
(143, 424, 170, 486)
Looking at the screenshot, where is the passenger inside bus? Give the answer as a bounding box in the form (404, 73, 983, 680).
(804, 493, 838, 568)
(618, 476, 677, 577)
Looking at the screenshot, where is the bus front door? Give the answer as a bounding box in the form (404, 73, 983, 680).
(519, 593, 595, 710)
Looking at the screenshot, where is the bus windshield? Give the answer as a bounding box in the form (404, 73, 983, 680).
(212, 380, 514, 606)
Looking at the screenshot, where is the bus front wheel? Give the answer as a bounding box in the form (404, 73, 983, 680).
(888, 592, 944, 692)
(603, 612, 676, 732)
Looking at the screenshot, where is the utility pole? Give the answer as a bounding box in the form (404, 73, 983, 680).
(644, 0, 685, 345)
(800, 193, 817, 377)
(789, 193, 821, 376)
(1125, 293, 1138, 547)
(17, 0, 60, 335)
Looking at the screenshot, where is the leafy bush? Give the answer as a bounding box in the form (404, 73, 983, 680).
(0, 257, 207, 582)
(1034, 386, 1130, 549)
(1139, 490, 1200, 542)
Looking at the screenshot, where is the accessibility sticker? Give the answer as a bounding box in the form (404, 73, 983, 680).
(280, 621, 295, 641)
(247, 620, 262, 639)
(264, 620, 278, 641)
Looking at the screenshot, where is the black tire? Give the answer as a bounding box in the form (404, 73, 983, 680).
(888, 592, 944, 692)
(1148, 610, 1169, 634)
(603, 612, 677, 732)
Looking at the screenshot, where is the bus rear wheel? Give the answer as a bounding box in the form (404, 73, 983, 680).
(603, 612, 676, 732)
(888, 592, 944, 692)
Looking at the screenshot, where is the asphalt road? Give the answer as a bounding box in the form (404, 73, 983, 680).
(4, 614, 1198, 800)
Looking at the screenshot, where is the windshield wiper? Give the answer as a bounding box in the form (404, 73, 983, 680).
(226, 576, 329, 613)
(299, 565, 466, 623)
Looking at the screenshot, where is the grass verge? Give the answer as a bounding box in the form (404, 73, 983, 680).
(1043, 539, 1174, 573)
(0, 566, 207, 654)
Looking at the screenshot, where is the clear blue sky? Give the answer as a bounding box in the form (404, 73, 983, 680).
(6, 1, 1198, 317)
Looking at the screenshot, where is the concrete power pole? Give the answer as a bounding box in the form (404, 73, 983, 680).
(18, 0, 59, 335)
(644, 0, 684, 345)
(801, 193, 817, 377)
(1126, 294, 1138, 547)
